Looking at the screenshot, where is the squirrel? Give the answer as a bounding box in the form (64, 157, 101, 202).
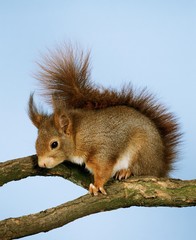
(28, 45, 181, 196)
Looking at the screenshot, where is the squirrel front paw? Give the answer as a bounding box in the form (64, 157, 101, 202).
(89, 183, 107, 196)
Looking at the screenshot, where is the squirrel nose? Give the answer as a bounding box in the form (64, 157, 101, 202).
(39, 162, 47, 168)
(38, 160, 47, 168)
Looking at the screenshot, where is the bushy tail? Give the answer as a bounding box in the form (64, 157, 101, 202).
(36, 45, 181, 176)
(36, 44, 97, 108)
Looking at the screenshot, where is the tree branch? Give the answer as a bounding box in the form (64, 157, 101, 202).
(0, 156, 196, 239)
(0, 155, 91, 189)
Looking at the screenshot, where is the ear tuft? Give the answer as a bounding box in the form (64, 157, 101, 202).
(52, 93, 66, 111)
(28, 93, 44, 128)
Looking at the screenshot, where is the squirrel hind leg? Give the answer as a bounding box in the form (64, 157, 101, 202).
(114, 168, 133, 180)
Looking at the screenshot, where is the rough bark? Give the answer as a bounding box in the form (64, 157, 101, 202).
(0, 155, 196, 240)
(0, 155, 91, 189)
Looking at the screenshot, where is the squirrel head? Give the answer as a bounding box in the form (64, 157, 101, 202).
(28, 94, 74, 168)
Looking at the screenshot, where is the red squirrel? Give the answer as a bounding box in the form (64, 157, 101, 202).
(28, 45, 181, 195)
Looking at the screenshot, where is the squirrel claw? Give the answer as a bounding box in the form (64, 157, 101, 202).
(99, 187, 107, 195)
(115, 169, 132, 180)
(89, 183, 107, 196)
(89, 183, 98, 196)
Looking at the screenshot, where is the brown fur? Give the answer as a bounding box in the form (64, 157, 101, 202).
(28, 44, 181, 195)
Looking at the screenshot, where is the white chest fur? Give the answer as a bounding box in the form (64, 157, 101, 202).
(69, 156, 85, 165)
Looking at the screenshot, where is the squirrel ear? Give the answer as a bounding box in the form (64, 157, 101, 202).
(28, 94, 44, 129)
(54, 111, 72, 135)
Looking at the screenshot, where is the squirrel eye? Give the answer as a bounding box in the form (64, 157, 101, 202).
(51, 141, 58, 149)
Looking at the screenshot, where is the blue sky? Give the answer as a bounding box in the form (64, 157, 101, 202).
(0, 1, 196, 239)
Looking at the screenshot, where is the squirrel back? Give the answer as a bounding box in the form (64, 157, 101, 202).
(29, 44, 181, 195)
